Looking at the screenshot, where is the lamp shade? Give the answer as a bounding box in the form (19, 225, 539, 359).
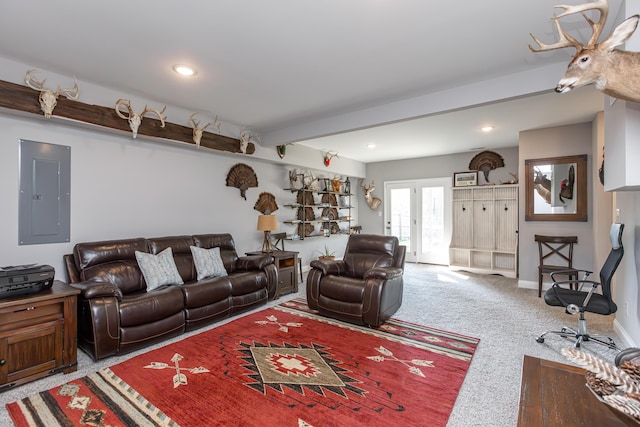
(257, 215, 278, 231)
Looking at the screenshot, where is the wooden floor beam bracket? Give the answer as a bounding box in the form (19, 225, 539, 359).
(0, 79, 252, 154)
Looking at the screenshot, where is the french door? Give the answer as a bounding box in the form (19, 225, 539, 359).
(384, 178, 451, 264)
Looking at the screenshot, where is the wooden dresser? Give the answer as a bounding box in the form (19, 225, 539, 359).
(0, 281, 79, 391)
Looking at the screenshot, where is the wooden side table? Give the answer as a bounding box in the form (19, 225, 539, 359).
(0, 280, 79, 391)
(518, 355, 633, 426)
(246, 250, 299, 299)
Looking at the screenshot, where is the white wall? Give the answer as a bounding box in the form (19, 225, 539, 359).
(0, 111, 352, 282)
(362, 147, 519, 234)
(518, 123, 595, 287)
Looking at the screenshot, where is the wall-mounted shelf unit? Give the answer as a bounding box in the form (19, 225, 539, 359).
(449, 184, 518, 278)
(283, 177, 352, 240)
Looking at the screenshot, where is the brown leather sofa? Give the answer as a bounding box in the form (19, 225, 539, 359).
(306, 234, 406, 327)
(64, 233, 277, 360)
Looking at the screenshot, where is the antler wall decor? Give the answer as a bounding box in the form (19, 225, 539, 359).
(189, 113, 220, 148)
(115, 99, 166, 139)
(24, 70, 79, 118)
(239, 131, 260, 154)
(3, 78, 247, 153)
(360, 179, 382, 211)
(324, 151, 339, 167)
(530, 0, 640, 103)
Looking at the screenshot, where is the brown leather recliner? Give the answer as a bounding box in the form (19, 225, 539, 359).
(306, 234, 406, 327)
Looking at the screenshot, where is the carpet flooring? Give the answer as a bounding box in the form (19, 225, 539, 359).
(0, 263, 622, 426)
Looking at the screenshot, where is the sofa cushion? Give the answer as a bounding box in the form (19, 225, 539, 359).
(118, 286, 185, 327)
(191, 246, 228, 280)
(135, 248, 184, 291)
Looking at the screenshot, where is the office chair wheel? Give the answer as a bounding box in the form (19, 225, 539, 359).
(536, 337, 545, 343)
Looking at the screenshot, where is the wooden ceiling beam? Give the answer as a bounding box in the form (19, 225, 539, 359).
(0, 79, 252, 154)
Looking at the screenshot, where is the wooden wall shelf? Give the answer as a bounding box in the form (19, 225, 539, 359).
(0, 79, 253, 155)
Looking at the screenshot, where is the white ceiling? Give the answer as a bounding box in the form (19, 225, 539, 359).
(0, 0, 620, 163)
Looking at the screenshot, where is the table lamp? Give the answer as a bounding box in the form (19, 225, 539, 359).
(257, 214, 278, 253)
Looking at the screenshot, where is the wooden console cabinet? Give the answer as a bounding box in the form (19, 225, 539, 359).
(0, 280, 79, 391)
(247, 250, 299, 299)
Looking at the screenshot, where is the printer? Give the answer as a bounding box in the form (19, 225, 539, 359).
(0, 264, 55, 299)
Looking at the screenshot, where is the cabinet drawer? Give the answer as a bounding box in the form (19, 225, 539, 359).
(0, 301, 63, 333)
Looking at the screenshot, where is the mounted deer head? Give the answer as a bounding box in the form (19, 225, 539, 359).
(360, 179, 382, 211)
(24, 70, 79, 118)
(530, 0, 640, 103)
(239, 131, 260, 154)
(324, 151, 339, 167)
(115, 99, 166, 138)
(189, 113, 220, 148)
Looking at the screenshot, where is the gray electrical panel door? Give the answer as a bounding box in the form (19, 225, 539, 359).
(19, 139, 71, 245)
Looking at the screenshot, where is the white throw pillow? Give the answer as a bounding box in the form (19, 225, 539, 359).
(135, 247, 184, 292)
(191, 246, 228, 280)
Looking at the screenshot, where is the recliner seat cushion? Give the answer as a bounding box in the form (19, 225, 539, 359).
(119, 285, 185, 327)
(229, 271, 269, 296)
(320, 276, 365, 303)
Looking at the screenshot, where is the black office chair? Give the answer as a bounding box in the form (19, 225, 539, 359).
(536, 223, 624, 350)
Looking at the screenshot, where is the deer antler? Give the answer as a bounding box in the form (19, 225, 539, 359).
(140, 105, 166, 128)
(529, 0, 609, 52)
(239, 131, 260, 154)
(24, 69, 79, 118)
(115, 99, 166, 138)
(189, 113, 220, 148)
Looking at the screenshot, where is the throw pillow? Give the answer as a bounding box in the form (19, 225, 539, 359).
(190, 246, 228, 280)
(135, 247, 184, 292)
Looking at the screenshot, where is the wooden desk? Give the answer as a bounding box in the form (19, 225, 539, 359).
(518, 355, 635, 426)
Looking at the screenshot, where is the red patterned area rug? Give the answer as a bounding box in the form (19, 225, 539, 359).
(7, 298, 479, 427)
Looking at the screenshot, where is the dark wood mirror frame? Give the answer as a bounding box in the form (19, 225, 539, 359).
(525, 154, 588, 222)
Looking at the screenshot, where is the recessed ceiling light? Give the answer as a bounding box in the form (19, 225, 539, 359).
(366, 143, 376, 149)
(172, 64, 197, 76)
(481, 126, 495, 132)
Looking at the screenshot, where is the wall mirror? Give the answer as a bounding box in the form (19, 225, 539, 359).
(525, 154, 588, 222)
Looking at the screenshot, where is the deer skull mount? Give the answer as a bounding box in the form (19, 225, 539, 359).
(24, 70, 79, 118)
(189, 113, 220, 148)
(115, 99, 166, 139)
(360, 179, 382, 211)
(324, 151, 339, 167)
(530, 0, 640, 103)
(239, 131, 260, 154)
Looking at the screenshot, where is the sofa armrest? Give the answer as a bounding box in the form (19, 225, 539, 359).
(70, 280, 123, 300)
(236, 255, 274, 271)
(364, 267, 403, 281)
(309, 259, 346, 276)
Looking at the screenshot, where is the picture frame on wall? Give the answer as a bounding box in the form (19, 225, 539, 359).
(453, 171, 478, 187)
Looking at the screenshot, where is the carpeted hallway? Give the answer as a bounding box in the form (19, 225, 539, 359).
(0, 263, 622, 426)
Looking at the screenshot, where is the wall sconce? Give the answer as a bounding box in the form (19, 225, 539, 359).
(257, 215, 278, 253)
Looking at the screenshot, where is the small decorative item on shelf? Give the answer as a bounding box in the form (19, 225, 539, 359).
(562, 347, 640, 424)
(332, 178, 342, 193)
(316, 245, 336, 260)
(296, 190, 315, 206)
(321, 193, 338, 206)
